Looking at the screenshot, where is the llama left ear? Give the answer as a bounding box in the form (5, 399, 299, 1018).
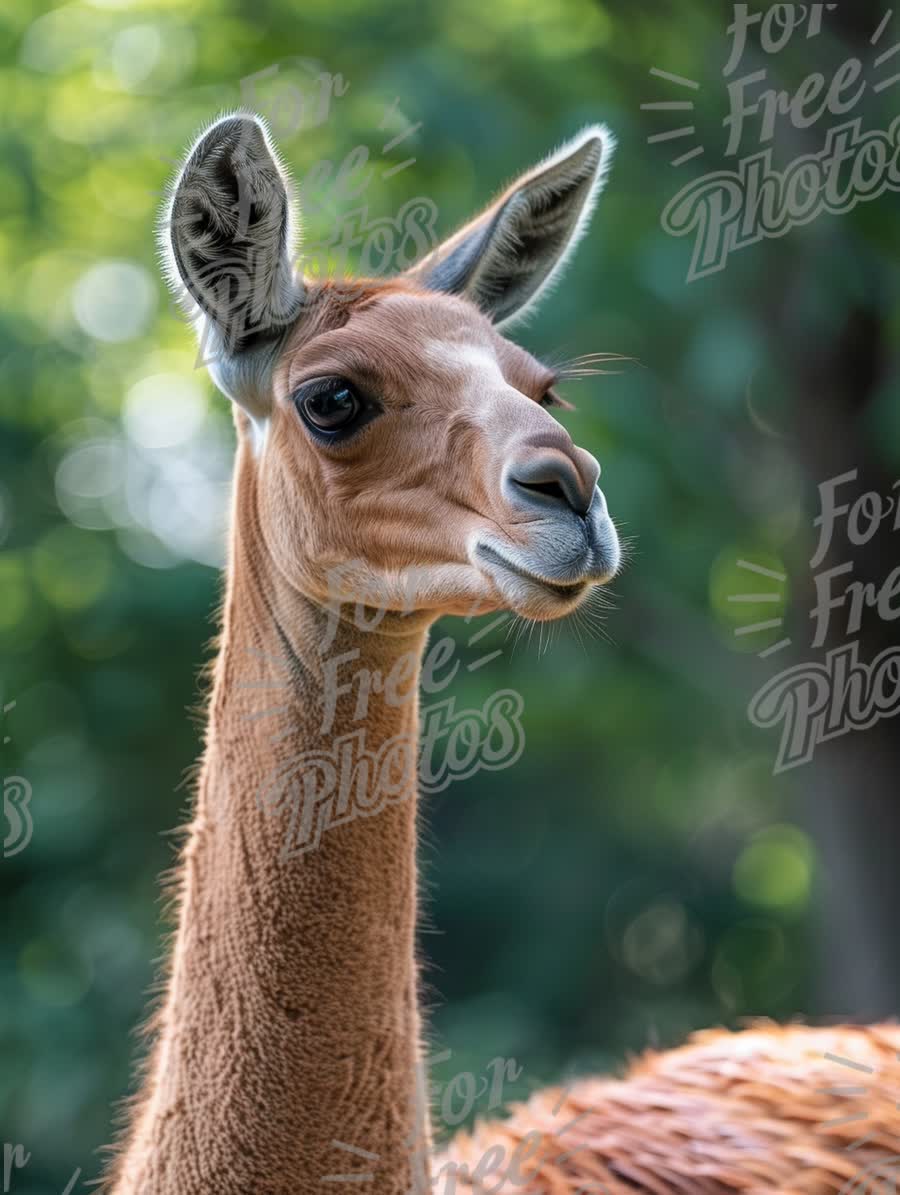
(405, 125, 614, 326)
(162, 113, 305, 418)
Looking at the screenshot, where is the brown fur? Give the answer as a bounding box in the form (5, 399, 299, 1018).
(106, 121, 893, 1195)
(434, 1024, 900, 1194)
(109, 394, 425, 1191)
(106, 276, 612, 1193)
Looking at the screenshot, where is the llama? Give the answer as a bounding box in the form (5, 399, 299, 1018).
(106, 114, 900, 1194)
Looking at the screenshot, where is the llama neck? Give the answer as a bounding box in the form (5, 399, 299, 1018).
(112, 452, 431, 1195)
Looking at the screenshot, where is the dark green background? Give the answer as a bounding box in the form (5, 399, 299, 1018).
(2, 1, 899, 1190)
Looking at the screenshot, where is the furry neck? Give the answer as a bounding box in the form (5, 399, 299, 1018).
(111, 444, 431, 1195)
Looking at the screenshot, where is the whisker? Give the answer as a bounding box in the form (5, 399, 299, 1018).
(581, 595, 614, 619)
(582, 599, 615, 619)
(551, 351, 643, 388)
(569, 607, 591, 651)
(509, 614, 531, 657)
(557, 369, 624, 379)
(560, 367, 627, 375)
(582, 621, 615, 647)
(567, 352, 638, 364)
(558, 352, 643, 370)
(504, 614, 523, 645)
(581, 608, 614, 630)
(573, 610, 589, 653)
(577, 605, 608, 646)
(519, 617, 535, 657)
(587, 583, 619, 605)
(579, 599, 617, 645)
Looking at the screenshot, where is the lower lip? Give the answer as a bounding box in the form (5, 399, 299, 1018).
(477, 545, 589, 600)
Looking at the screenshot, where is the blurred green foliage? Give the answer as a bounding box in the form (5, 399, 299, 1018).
(2, 0, 899, 1190)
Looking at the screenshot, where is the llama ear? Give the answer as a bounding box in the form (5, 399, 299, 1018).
(405, 125, 614, 326)
(163, 114, 304, 417)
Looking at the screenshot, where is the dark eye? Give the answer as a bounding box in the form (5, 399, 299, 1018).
(302, 381, 359, 430)
(294, 378, 370, 438)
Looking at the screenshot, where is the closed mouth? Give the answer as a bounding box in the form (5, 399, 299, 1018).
(476, 543, 589, 601)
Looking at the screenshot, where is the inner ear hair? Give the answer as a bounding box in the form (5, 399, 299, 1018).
(163, 113, 305, 362)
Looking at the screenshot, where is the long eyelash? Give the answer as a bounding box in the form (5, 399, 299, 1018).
(538, 349, 641, 409)
(554, 352, 642, 381)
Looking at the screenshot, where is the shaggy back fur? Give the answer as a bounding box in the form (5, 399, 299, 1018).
(434, 1025, 900, 1194)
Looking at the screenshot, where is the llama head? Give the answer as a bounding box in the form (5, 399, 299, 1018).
(163, 114, 620, 621)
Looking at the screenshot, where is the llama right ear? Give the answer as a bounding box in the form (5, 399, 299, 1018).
(404, 125, 614, 327)
(163, 114, 304, 417)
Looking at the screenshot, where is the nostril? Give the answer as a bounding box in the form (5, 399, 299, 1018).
(515, 478, 568, 505)
(507, 454, 593, 517)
